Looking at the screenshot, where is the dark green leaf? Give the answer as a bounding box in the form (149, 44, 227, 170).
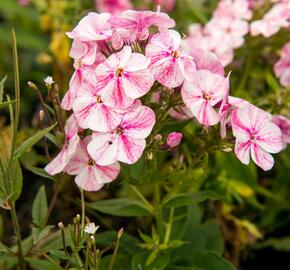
(11, 124, 56, 163)
(0, 100, 16, 109)
(25, 166, 56, 181)
(32, 186, 48, 228)
(173, 250, 236, 270)
(25, 257, 60, 270)
(7, 160, 23, 202)
(163, 191, 222, 208)
(87, 198, 152, 217)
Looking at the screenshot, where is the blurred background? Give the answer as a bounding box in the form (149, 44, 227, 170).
(0, 1, 289, 269)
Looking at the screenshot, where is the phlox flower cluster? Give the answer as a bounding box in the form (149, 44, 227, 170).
(250, 0, 290, 38)
(274, 42, 290, 87)
(45, 5, 289, 192)
(186, 0, 252, 66)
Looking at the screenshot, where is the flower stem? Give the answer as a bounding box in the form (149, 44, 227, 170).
(164, 208, 174, 244)
(10, 202, 26, 270)
(154, 184, 163, 239)
(80, 189, 85, 238)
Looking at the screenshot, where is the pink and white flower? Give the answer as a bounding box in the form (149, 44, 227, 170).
(181, 69, 229, 126)
(231, 104, 283, 171)
(45, 115, 80, 175)
(109, 10, 175, 41)
(272, 115, 290, 147)
(72, 85, 123, 132)
(95, 46, 154, 110)
(214, 0, 252, 20)
(87, 101, 155, 165)
(145, 30, 196, 88)
(61, 53, 106, 111)
(69, 40, 98, 66)
(64, 136, 120, 191)
(67, 12, 112, 42)
(250, 4, 290, 37)
(274, 42, 290, 87)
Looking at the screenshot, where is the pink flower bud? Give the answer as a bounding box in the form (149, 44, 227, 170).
(111, 30, 124, 51)
(167, 132, 183, 148)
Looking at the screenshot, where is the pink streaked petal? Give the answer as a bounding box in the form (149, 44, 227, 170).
(196, 100, 220, 126)
(234, 139, 251, 165)
(45, 135, 79, 175)
(250, 143, 274, 171)
(255, 122, 283, 153)
(125, 53, 151, 72)
(65, 114, 79, 139)
(122, 102, 156, 139)
(87, 133, 118, 166)
(237, 104, 272, 131)
(178, 57, 196, 82)
(118, 46, 132, 68)
(153, 57, 184, 88)
(116, 135, 146, 164)
(122, 70, 154, 99)
(100, 78, 134, 110)
(231, 109, 251, 139)
(61, 89, 74, 110)
(150, 30, 181, 51)
(75, 167, 105, 191)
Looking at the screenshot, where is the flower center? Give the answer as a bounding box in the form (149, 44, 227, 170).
(171, 50, 180, 58)
(96, 95, 102, 103)
(77, 59, 82, 69)
(88, 158, 95, 166)
(203, 93, 211, 101)
(115, 126, 124, 135)
(115, 67, 125, 77)
(250, 130, 257, 141)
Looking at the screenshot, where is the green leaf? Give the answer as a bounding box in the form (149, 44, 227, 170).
(173, 250, 236, 270)
(99, 254, 131, 270)
(7, 160, 23, 202)
(25, 166, 56, 181)
(131, 251, 170, 270)
(32, 226, 54, 244)
(254, 236, 290, 251)
(96, 231, 141, 255)
(32, 186, 48, 228)
(25, 257, 60, 270)
(11, 124, 56, 163)
(0, 100, 16, 109)
(0, 76, 7, 104)
(163, 191, 222, 208)
(87, 198, 152, 217)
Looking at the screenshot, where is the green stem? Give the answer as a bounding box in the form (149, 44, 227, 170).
(154, 184, 163, 240)
(164, 208, 174, 244)
(80, 189, 85, 238)
(130, 185, 154, 213)
(10, 202, 26, 270)
(108, 230, 122, 270)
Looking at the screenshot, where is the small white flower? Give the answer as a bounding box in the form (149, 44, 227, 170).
(84, 222, 99, 234)
(44, 76, 54, 85)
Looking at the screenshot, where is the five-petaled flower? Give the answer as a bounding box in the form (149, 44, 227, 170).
(87, 101, 156, 165)
(95, 46, 154, 110)
(146, 30, 196, 88)
(64, 136, 120, 191)
(84, 222, 100, 234)
(231, 104, 283, 171)
(181, 69, 229, 126)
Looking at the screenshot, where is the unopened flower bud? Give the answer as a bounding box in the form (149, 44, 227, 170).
(58, 221, 64, 229)
(90, 235, 95, 244)
(39, 110, 45, 122)
(76, 214, 81, 222)
(167, 132, 183, 148)
(27, 81, 38, 90)
(146, 151, 153, 160)
(111, 30, 123, 51)
(154, 134, 162, 141)
(222, 147, 232, 152)
(117, 228, 124, 239)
